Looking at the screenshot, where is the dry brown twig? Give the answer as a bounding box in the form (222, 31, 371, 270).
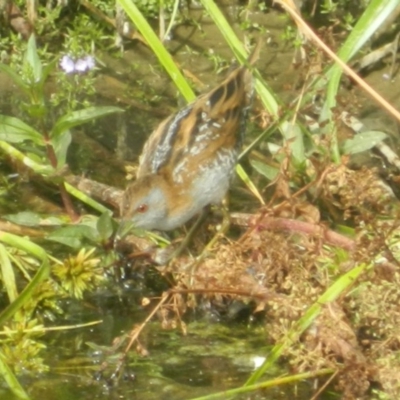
(107, 291, 171, 381)
(274, 0, 400, 122)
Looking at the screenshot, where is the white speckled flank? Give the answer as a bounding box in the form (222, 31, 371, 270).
(193, 148, 237, 206)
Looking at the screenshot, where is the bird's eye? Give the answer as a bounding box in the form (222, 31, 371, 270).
(136, 204, 148, 213)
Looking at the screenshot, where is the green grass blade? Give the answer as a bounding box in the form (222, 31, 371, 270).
(236, 164, 265, 205)
(200, 0, 280, 117)
(51, 106, 123, 139)
(162, 0, 180, 42)
(117, 0, 195, 102)
(189, 368, 333, 400)
(0, 353, 30, 399)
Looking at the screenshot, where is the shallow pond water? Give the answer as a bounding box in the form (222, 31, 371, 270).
(0, 286, 336, 400)
(1, 2, 399, 399)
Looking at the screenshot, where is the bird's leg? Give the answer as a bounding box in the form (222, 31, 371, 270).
(186, 197, 231, 285)
(201, 198, 231, 255)
(167, 208, 209, 262)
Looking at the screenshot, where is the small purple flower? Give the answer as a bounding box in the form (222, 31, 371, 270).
(60, 55, 75, 74)
(60, 55, 95, 74)
(75, 55, 95, 72)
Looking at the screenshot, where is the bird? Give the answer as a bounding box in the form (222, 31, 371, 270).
(119, 41, 260, 232)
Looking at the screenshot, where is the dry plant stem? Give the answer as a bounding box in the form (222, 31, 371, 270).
(169, 287, 277, 302)
(291, 69, 307, 124)
(0, 219, 45, 237)
(111, 291, 171, 380)
(66, 175, 123, 209)
(309, 369, 339, 400)
(79, 0, 114, 25)
(275, 163, 333, 207)
(0, 320, 103, 335)
(26, 0, 37, 24)
(375, 141, 400, 171)
(275, 0, 400, 123)
(232, 213, 355, 251)
(389, 32, 400, 79)
(159, 3, 165, 40)
(58, 183, 79, 221)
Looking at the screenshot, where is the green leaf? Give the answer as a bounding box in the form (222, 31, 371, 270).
(41, 58, 57, 83)
(97, 212, 114, 242)
(343, 131, 387, 154)
(51, 129, 71, 169)
(24, 35, 42, 83)
(0, 115, 43, 144)
(250, 159, 279, 181)
(47, 228, 83, 248)
(118, 0, 196, 102)
(3, 212, 42, 227)
(0, 244, 18, 302)
(47, 225, 98, 248)
(236, 164, 265, 205)
(281, 121, 305, 163)
(51, 106, 124, 139)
